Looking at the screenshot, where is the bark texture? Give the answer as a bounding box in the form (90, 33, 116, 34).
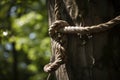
(47, 0, 120, 80)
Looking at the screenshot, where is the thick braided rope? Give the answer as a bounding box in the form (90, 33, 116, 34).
(54, 0, 62, 20)
(44, 20, 69, 73)
(59, 15, 120, 34)
(44, 0, 69, 73)
(44, 0, 120, 73)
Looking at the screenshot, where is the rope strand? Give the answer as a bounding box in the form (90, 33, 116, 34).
(44, 0, 120, 73)
(59, 15, 120, 34)
(44, 0, 69, 73)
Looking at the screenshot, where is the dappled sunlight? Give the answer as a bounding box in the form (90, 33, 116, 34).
(3, 31, 8, 36)
(0, 0, 50, 80)
(13, 12, 43, 27)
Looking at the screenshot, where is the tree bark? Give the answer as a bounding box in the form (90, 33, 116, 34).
(46, 0, 120, 80)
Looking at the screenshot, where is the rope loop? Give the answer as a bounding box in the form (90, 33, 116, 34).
(44, 20, 69, 73)
(49, 20, 69, 38)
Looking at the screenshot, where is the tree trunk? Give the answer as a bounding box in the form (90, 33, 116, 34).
(46, 0, 120, 80)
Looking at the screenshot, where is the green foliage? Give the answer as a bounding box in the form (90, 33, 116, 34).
(0, 0, 50, 80)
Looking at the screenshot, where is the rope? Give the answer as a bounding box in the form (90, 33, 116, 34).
(44, 15, 120, 72)
(54, 0, 62, 20)
(44, 20, 69, 72)
(44, 0, 120, 73)
(59, 15, 120, 34)
(44, 0, 69, 73)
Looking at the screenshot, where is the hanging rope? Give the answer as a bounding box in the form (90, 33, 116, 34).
(44, 0, 120, 73)
(44, 0, 69, 73)
(44, 20, 69, 73)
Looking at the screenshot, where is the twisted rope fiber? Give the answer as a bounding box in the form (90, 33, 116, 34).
(44, 0, 69, 73)
(59, 15, 120, 34)
(44, 15, 120, 72)
(44, 0, 120, 73)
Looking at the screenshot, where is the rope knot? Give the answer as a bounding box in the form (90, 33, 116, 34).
(44, 20, 69, 73)
(49, 20, 69, 38)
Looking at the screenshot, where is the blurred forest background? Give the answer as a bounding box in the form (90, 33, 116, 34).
(0, 0, 50, 80)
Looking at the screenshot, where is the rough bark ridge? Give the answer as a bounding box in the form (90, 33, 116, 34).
(46, 0, 120, 80)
